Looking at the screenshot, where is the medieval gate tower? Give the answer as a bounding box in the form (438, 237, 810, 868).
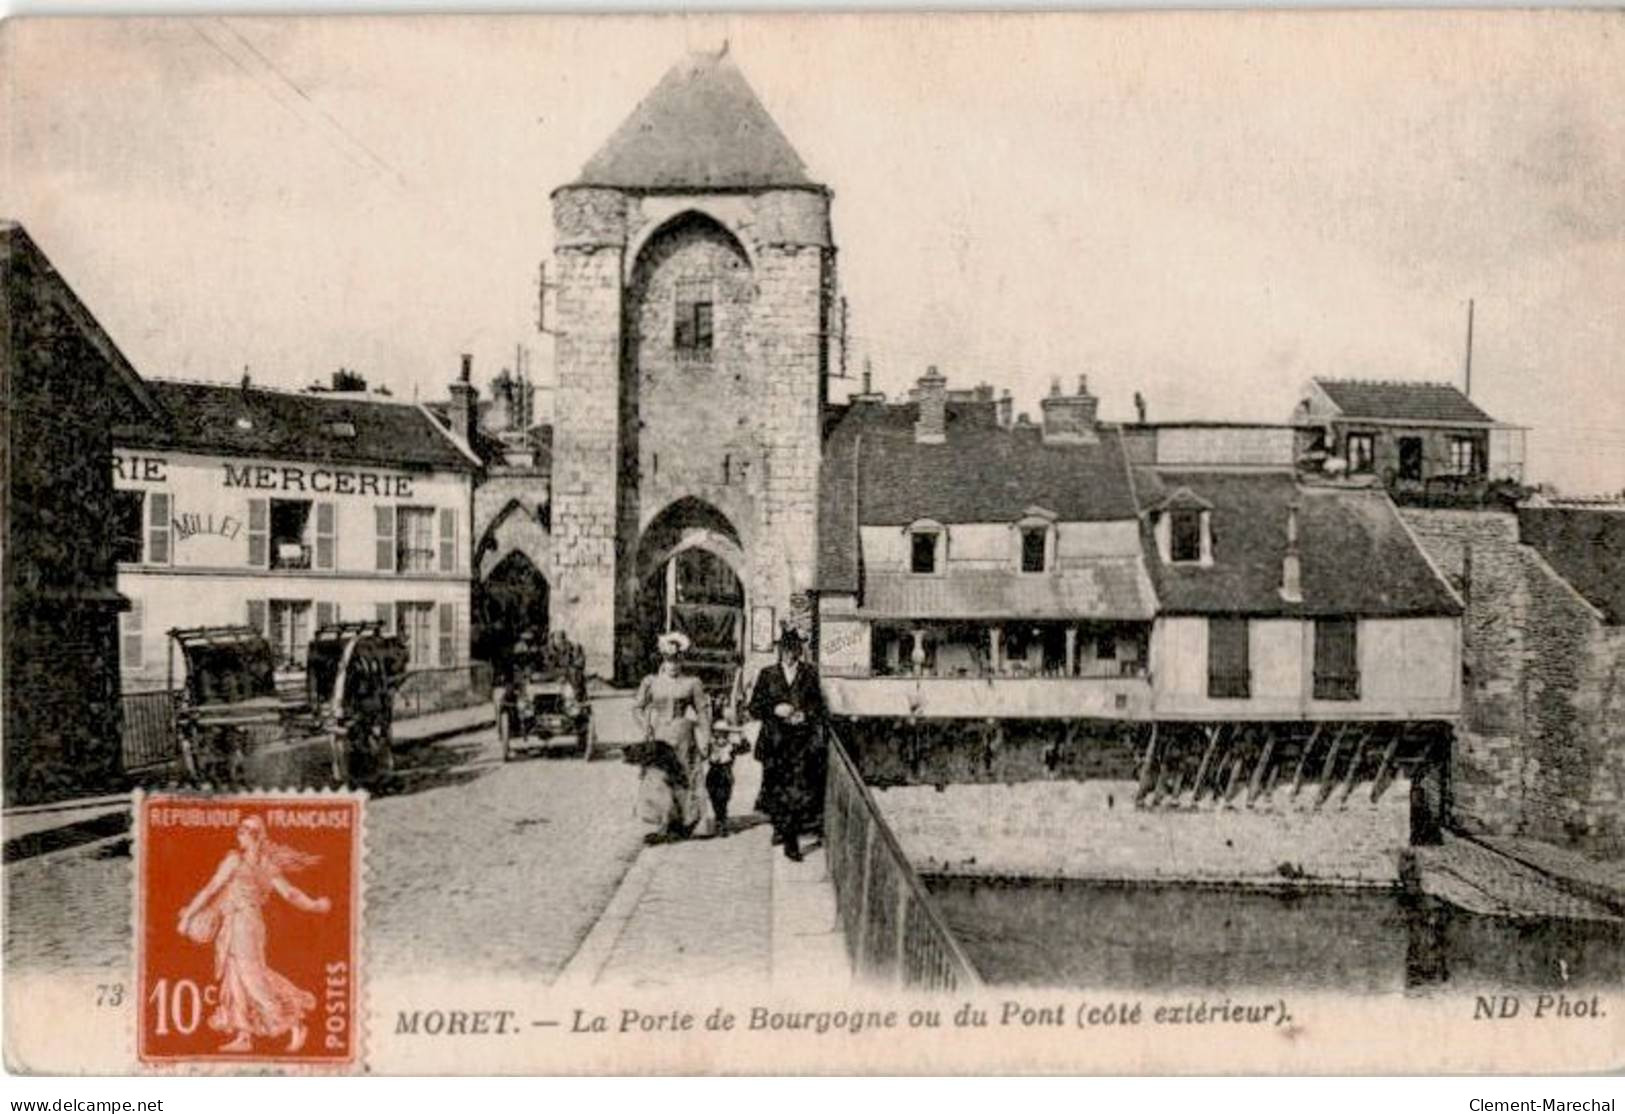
(549, 50, 834, 681)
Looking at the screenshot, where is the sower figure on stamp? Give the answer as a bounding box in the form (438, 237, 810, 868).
(175, 816, 331, 1054)
(749, 626, 826, 862)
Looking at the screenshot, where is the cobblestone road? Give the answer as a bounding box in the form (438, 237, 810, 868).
(4, 728, 649, 982)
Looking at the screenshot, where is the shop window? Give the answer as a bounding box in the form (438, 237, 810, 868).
(267, 599, 313, 668)
(114, 490, 145, 564)
(1020, 526, 1047, 573)
(1313, 618, 1360, 701)
(397, 600, 435, 665)
(1346, 433, 1376, 475)
(395, 507, 436, 573)
(1170, 510, 1202, 563)
(1207, 617, 1251, 699)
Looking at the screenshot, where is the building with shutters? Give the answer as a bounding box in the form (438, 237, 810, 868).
(111, 377, 478, 691)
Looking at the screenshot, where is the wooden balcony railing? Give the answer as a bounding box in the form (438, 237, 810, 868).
(824, 724, 982, 990)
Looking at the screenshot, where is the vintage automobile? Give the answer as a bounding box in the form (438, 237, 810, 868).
(168, 622, 408, 787)
(496, 633, 594, 761)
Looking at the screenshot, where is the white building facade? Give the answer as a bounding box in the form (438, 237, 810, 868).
(113, 380, 477, 691)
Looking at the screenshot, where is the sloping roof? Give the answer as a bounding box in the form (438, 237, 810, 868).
(817, 400, 1141, 592)
(1314, 378, 1494, 425)
(858, 563, 1155, 621)
(573, 50, 816, 191)
(2, 222, 166, 425)
(1138, 470, 1461, 617)
(119, 379, 475, 472)
(1518, 506, 1625, 624)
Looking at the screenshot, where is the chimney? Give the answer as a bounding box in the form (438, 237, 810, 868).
(854, 357, 885, 404)
(1134, 390, 1147, 425)
(1039, 374, 1100, 443)
(914, 366, 946, 444)
(448, 353, 479, 447)
(997, 389, 1013, 428)
(1279, 504, 1303, 604)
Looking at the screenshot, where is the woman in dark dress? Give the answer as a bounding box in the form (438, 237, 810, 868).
(748, 628, 825, 861)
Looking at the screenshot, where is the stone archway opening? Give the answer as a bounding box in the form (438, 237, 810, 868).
(625, 498, 747, 690)
(475, 551, 550, 671)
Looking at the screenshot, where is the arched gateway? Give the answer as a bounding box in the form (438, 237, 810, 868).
(546, 49, 835, 681)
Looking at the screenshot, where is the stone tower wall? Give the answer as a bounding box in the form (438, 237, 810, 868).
(550, 188, 627, 677)
(551, 186, 831, 681)
(1401, 508, 1625, 856)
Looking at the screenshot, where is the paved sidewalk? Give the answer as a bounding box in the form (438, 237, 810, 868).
(559, 758, 850, 989)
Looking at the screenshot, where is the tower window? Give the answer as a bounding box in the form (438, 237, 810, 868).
(674, 280, 714, 355)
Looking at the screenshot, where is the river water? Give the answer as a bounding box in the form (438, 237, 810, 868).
(925, 875, 1625, 992)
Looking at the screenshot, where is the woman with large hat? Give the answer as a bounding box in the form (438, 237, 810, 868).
(629, 630, 712, 842)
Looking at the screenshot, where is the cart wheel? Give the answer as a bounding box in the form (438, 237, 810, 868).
(377, 719, 397, 778)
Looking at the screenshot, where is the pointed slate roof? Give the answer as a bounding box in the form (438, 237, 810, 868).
(573, 50, 817, 191)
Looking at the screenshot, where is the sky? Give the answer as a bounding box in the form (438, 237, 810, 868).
(3, 11, 1623, 492)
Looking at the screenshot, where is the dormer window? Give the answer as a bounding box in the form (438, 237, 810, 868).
(1170, 510, 1202, 563)
(1011, 508, 1058, 573)
(906, 520, 945, 574)
(911, 532, 938, 574)
(1020, 527, 1046, 572)
(1153, 490, 1213, 566)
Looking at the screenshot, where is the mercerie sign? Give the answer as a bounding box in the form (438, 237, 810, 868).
(113, 454, 417, 499)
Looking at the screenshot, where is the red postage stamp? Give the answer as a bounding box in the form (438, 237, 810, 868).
(135, 792, 364, 1069)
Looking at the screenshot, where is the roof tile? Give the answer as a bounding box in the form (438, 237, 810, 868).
(1315, 378, 1494, 424)
(119, 379, 474, 472)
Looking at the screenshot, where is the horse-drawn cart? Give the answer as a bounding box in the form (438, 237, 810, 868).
(168, 622, 407, 787)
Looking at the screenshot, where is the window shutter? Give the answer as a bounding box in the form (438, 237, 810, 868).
(315, 502, 336, 570)
(316, 601, 335, 629)
(121, 598, 143, 669)
(247, 498, 269, 568)
(246, 599, 267, 637)
(438, 601, 456, 666)
(146, 492, 171, 565)
(1313, 619, 1360, 700)
(376, 506, 396, 572)
(438, 508, 456, 573)
(1207, 618, 1250, 699)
